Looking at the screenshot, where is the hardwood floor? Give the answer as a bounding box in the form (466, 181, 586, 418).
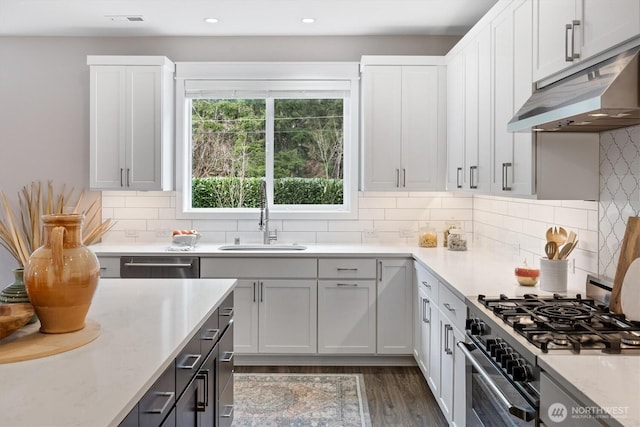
(235, 365, 448, 427)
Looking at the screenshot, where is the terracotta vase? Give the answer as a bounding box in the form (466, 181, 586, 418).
(24, 214, 100, 333)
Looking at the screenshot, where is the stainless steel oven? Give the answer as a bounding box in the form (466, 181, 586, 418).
(461, 304, 540, 427)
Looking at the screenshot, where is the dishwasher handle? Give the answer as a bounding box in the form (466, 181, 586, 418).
(123, 262, 194, 268)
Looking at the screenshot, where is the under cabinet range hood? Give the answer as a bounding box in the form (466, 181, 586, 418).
(508, 46, 640, 132)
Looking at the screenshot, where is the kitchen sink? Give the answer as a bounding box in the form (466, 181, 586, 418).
(217, 244, 307, 251)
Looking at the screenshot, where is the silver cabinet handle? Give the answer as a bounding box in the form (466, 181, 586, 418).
(457, 341, 536, 421)
(144, 391, 174, 414)
(571, 20, 580, 59)
(196, 370, 208, 411)
(220, 351, 234, 363)
(126, 168, 131, 187)
(421, 280, 431, 289)
(337, 283, 358, 287)
(253, 281, 257, 303)
(470, 165, 478, 189)
(378, 261, 382, 282)
(456, 167, 462, 189)
(395, 168, 400, 187)
(502, 162, 512, 191)
(337, 268, 358, 272)
(565, 23, 573, 61)
(443, 302, 456, 313)
(201, 328, 219, 341)
(221, 405, 234, 418)
(422, 298, 430, 324)
(444, 324, 453, 355)
(260, 281, 264, 302)
(120, 168, 124, 187)
(402, 168, 406, 187)
(220, 307, 234, 317)
(177, 353, 201, 370)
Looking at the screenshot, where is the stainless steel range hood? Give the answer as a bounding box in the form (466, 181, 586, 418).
(508, 46, 640, 132)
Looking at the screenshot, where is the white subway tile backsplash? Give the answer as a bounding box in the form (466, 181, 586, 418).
(125, 196, 172, 208)
(554, 206, 589, 229)
(441, 197, 473, 209)
(528, 204, 554, 223)
(283, 220, 328, 232)
(317, 232, 362, 244)
(193, 219, 238, 231)
(506, 201, 529, 219)
(384, 208, 430, 221)
(430, 209, 473, 221)
(328, 220, 374, 232)
(101, 196, 125, 208)
(397, 197, 442, 209)
(373, 220, 419, 231)
(113, 207, 159, 220)
(358, 209, 385, 220)
(358, 197, 397, 209)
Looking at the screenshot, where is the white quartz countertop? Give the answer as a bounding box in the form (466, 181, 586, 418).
(89, 242, 640, 426)
(0, 278, 236, 427)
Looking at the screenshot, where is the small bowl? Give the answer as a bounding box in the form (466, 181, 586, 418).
(515, 266, 540, 286)
(172, 233, 202, 247)
(0, 303, 35, 339)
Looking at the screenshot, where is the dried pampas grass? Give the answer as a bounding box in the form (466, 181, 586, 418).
(0, 181, 115, 267)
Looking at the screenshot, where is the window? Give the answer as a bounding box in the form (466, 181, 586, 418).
(175, 63, 359, 219)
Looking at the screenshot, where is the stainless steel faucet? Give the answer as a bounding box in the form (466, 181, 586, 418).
(258, 179, 277, 244)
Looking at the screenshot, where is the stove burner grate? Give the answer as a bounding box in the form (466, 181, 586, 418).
(532, 305, 593, 322)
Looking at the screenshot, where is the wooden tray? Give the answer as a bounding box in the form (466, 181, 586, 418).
(611, 217, 640, 314)
(0, 318, 100, 364)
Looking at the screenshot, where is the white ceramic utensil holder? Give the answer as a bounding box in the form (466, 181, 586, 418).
(540, 258, 568, 292)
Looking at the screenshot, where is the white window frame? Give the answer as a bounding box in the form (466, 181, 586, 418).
(175, 62, 360, 220)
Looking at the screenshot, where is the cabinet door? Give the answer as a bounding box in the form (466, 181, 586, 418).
(90, 65, 127, 190)
(475, 26, 492, 194)
(259, 279, 317, 354)
(401, 66, 441, 190)
(318, 280, 376, 354)
(580, 0, 640, 60)
(451, 326, 466, 427)
(362, 66, 403, 190)
(377, 259, 413, 354)
(233, 280, 259, 354)
(438, 315, 455, 423)
(418, 284, 431, 375)
(427, 306, 441, 396)
(491, 0, 535, 197)
(446, 52, 464, 191)
(533, 0, 578, 81)
(126, 66, 163, 190)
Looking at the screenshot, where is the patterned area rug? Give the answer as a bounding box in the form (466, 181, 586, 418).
(232, 373, 372, 427)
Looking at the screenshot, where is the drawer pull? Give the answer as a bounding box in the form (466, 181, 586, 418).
(123, 262, 193, 268)
(337, 283, 358, 287)
(336, 268, 358, 272)
(422, 298, 430, 324)
(220, 307, 234, 317)
(443, 303, 456, 313)
(144, 391, 174, 414)
(177, 354, 201, 370)
(201, 328, 219, 341)
(221, 405, 234, 418)
(421, 280, 431, 289)
(220, 351, 234, 363)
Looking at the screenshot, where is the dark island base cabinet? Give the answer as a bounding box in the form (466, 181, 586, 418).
(119, 291, 234, 427)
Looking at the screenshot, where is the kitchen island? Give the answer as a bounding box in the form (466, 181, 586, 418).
(0, 277, 236, 427)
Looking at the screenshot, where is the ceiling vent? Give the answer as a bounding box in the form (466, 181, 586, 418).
(105, 15, 145, 22)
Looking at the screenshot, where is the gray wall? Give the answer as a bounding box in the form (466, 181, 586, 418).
(0, 35, 458, 283)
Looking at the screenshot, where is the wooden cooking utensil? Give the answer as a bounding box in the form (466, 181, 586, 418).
(544, 241, 557, 260)
(611, 217, 640, 314)
(557, 240, 578, 260)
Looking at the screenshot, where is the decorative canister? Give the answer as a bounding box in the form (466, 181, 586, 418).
(418, 225, 438, 248)
(24, 214, 100, 333)
(447, 228, 468, 251)
(443, 220, 461, 247)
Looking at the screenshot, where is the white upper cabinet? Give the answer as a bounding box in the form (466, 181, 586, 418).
(533, 0, 640, 82)
(445, 52, 465, 191)
(88, 56, 174, 191)
(361, 57, 446, 191)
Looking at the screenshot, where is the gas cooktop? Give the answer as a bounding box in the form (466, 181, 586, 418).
(477, 293, 640, 354)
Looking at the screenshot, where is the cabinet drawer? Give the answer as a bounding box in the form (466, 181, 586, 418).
(415, 263, 439, 304)
(217, 322, 234, 397)
(218, 292, 234, 334)
(218, 372, 234, 427)
(318, 258, 377, 279)
(201, 258, 317, 278)
(98, 256, 120, 278)
(175, 332, 204, 400)
(139, 360, 175, 427)
(438, 283, 466, 331)
(200, 308, 219, 357)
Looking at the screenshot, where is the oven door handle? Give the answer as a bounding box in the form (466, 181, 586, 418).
(456, 341, 536, 422)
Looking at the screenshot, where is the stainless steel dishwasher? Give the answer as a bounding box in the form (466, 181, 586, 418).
(120, 256, 200, 278)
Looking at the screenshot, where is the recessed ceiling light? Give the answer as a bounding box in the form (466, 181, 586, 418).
(204, 18, 219, 24)
(301, 18, 315, 24)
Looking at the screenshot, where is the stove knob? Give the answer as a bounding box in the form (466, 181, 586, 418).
(470, 320, 486, 335)
(491, 343, 508, 358)
(486, 338, 503, 353)
(500, 350, 516, 367)
(511, 360, 531, 382)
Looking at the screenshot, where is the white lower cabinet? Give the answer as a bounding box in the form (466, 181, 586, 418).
(377, 259, 413, 354)
(234, 279, 317, 354)
(318, 280, 376, 354)
(438, 315, 466, 427)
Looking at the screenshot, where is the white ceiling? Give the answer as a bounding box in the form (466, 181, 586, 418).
(0, 0, 498, 37)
